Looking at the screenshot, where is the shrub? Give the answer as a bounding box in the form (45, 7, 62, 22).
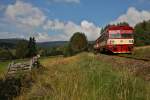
(15, 40, 28, 59)
(0, 48, 13, 60)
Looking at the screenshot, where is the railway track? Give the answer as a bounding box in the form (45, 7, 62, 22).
(113, 54, 150, 62)
(97, 52, 150, 62)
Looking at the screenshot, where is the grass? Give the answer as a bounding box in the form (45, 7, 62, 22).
(133, 47, 150, 59)
(17, 53, 150, 100)
(118, 46, 150, 60)
(0, 61, 9, 77)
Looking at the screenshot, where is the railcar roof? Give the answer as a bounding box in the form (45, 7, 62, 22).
(95, 25, 133, 42)
(108, 25, 133, 30)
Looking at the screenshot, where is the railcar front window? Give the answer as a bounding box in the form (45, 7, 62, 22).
(109, 33, 121, 39)
(121, 34, 133, 38)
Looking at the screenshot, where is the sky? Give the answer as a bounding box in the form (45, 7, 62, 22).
(0, 0, 150, 42)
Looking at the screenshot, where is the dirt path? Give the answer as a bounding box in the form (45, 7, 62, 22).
(96, 54, 150, 81)
(135, 46, 150, 50)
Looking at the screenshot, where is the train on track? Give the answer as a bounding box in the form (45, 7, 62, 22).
(94, 25, 134, 53)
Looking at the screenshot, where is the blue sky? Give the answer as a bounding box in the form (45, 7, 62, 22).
(0, 0, 150, 42)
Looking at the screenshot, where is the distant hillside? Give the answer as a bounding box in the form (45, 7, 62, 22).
(37, 41, 68, 48)
(0, 39, 68, 49)
(0, 39, 23, 49)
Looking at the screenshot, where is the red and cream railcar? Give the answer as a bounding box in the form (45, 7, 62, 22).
(94, 25, 134, 53)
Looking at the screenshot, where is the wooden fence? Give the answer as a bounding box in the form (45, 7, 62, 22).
(6, 55, 40, 77)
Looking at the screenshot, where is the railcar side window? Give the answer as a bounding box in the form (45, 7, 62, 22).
(121, 34, 133, 38)
(109, 33, 121, 39)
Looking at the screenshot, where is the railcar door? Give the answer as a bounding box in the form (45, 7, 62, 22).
(118, 45, 128, 53)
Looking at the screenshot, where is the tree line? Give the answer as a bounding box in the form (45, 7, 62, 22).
(0, 33, 89, 60)
(0, 37, 37, 60)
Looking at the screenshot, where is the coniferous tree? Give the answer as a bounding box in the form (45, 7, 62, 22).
(117, 22, 129, 26)
(27, 37, 37, 57)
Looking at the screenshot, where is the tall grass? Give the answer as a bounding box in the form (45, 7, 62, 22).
(0, 61, 9, 78)
(18, 53, 150, 100)
(119, 46, 150, 60)
(133, 47, 150, 59)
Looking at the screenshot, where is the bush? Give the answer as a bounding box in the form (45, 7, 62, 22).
(0, 48, 13, 60)
(39, 47, 64, 57)
(63, 44, 73, 57)
(15, 40, 28, 59)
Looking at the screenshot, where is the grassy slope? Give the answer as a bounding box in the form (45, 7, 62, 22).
(133, 46, 150, 59)
(18, 53, 150, 100)
(119, 46, 150, 60)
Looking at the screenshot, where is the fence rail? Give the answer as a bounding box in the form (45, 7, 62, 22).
(6, 55, 40, 77)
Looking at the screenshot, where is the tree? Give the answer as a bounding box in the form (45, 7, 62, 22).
(134, 20, 150, 46)
(100, 24, 112, 34)
(27, 37, 37, 57)
(16, 40, 28, 58)
(101, 23, 129, 34)
(100, 27, 104, 34)
(69, 32, 88, 54)
(117, 22, 129, 26)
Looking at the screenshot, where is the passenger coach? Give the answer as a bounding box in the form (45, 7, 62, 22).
(94, 25, 134, 53)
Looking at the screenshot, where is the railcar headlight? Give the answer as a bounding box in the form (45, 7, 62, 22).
(129, 40, 134, 43)
(111, 40, 114, 43)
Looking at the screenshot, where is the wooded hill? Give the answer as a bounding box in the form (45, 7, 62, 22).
(0, 39, 67, 49)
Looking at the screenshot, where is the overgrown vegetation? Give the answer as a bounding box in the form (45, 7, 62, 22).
(0, 68, 42, 99)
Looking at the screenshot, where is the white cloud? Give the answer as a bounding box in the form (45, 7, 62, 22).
(43, 20, 100, 41)
(111, 7, 150, 26)
(5, 1, 46, 27)
(0, 32, 25, 39)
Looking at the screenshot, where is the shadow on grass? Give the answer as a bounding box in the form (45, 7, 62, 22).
(0, 64, 46, 100)
(0, 78, 22, 100)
